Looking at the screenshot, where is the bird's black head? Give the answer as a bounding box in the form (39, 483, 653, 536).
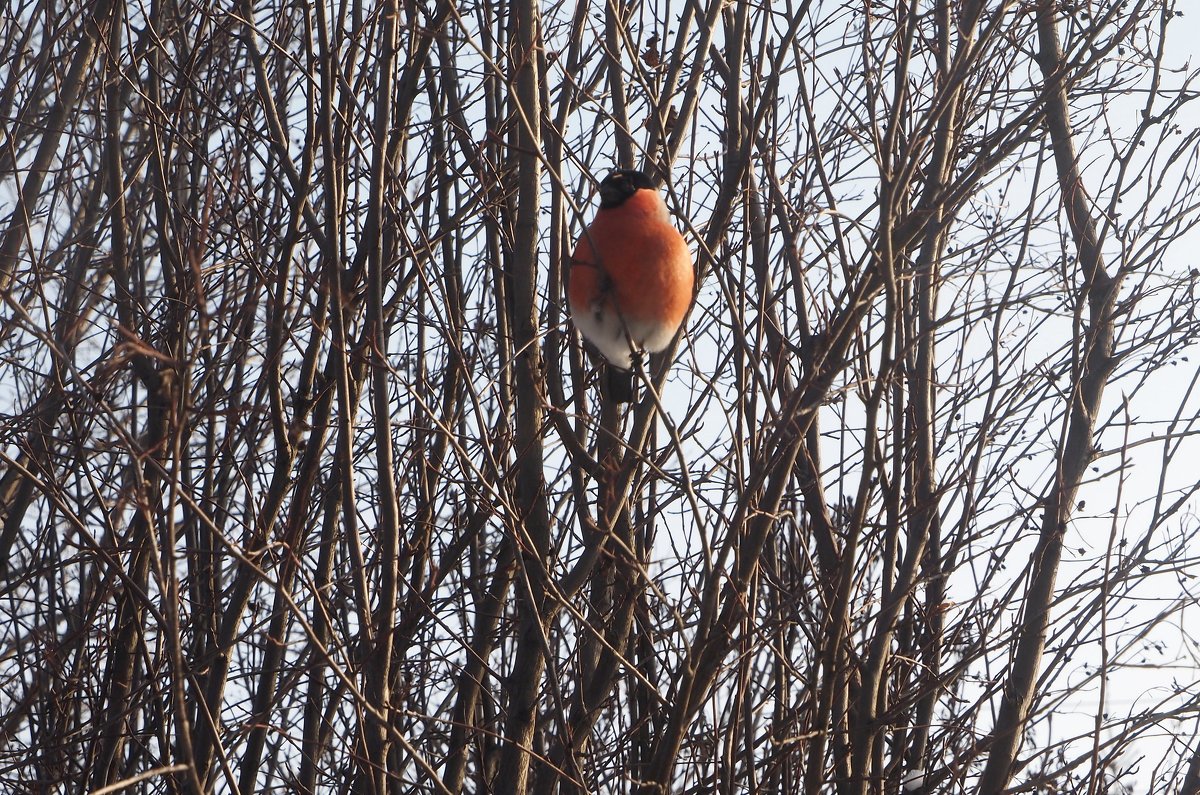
(598, 169, 656, 209)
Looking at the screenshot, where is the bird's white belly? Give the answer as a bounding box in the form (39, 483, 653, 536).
(571, 298, 674, 370)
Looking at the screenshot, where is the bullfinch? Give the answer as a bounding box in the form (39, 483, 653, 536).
(568, 169, 694, 402)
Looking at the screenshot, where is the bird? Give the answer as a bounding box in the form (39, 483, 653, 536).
(568, 169, 694, 403)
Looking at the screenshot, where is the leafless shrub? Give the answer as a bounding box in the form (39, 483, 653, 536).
(1, 1, 1199, 793)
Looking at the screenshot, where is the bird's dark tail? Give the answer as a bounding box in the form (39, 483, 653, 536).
(603, 366, 635, 403)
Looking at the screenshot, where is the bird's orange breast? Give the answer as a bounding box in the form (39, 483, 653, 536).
(568, 189, 694, 347)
